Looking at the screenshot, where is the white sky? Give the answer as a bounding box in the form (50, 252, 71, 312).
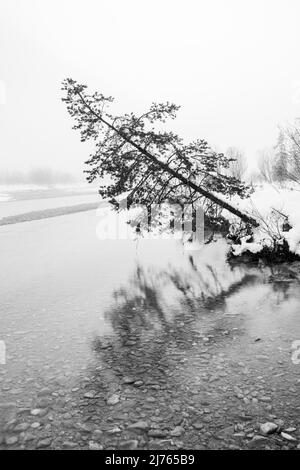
(1, 0, 300, 178)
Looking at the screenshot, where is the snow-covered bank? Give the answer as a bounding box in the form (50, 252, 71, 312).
(222, 184, 300, 258)
(0, 187, 102, 225)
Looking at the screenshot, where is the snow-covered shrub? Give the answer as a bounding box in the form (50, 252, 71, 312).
(222, 183, 300, 259)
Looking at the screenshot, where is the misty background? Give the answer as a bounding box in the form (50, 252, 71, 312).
(1, 0, 300, 185)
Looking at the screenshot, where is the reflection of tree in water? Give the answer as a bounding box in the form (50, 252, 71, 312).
(168, 257, 259, 311)
(267, 263, 300, 302)
(84, 260, 264, 448)
(91, 258, 266, 381)
(108, 266, 171, 336)
(92, 265, 188, 381)
(92, 258, 300, 358)
(86, 257, 300, 443)
(103, 263, 256, 339)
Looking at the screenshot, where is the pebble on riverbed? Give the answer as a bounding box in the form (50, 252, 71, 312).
(89, 441, 104, 450)
(128, 420, 149, 430)
(36, 438, 52, 448)
(119, 440, 139, 450)
(259, 422, 278, 435)
(5, 436, 18, 446)
(106, 394, 120, 405)
(281, 432, 297, 442)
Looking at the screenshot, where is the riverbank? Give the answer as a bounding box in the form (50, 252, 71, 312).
(0, 184, 103, 226)
(0, 202, 102, 226)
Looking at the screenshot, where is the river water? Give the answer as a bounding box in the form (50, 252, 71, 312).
(0, 208, 300, 449)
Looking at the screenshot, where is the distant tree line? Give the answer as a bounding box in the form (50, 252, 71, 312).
(257, 119, 300, 185)
(0, 168, 77, 186)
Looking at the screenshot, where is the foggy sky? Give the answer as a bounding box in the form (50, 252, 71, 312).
(1, 0, 300, 179)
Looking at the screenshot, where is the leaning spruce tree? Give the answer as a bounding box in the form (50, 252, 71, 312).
(62, 79, 258, 228)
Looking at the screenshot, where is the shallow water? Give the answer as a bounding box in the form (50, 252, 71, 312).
(0, 210, 300, 449)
